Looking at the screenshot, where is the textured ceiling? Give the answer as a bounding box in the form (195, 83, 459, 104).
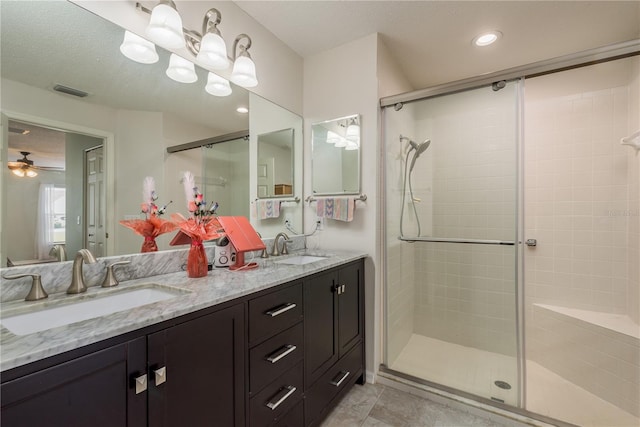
(235, 0, 640, 91)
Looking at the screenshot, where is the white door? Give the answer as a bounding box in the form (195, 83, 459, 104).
(85, 146, 104, 257)
(257, 157, 275, 197)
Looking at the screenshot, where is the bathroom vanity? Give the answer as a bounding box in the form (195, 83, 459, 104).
(0, 251, 365, 427)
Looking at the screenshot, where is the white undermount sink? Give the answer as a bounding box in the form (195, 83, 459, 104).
(1, 284, 188, 336)
(274, 255, 328, 265)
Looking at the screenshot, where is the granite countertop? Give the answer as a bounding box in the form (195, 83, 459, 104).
(0, 249, 366, 372)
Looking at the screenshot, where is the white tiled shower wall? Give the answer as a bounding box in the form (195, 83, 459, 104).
(524, 58, 639, 317)
(384, 85, 521, 362)
(524, 57, 640, 417)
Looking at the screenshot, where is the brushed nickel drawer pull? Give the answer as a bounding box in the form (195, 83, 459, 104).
(266, 345, 297, 364)
(330, 371, 350, 387)
(134, 374, 147, 394)
(266, 385, 296, 410)
(154, 366, 167, 386)
(265, 302, 296, 317)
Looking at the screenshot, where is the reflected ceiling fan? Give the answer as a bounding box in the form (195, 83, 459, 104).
(7, 151, 63, 177)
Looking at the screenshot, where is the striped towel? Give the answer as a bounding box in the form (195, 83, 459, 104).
(316, 197, 356, 222)
(255, 200, 281, 219)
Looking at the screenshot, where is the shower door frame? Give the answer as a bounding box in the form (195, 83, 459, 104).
(379, 39, 640, 426)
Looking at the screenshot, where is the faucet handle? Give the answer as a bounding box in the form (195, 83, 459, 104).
(281, 239, 292, 255)
(3, 273, 48, 301)
(101, 261, 130, 288)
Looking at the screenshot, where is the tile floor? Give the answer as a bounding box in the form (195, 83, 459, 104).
(320, 383, 514, 427)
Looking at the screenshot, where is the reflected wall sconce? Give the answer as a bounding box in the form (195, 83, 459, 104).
(119, 1, 258, 96)
(325, 117, 360, 150)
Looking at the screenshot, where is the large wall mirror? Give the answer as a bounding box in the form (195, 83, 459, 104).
(0, 1, 302, 267)
(311, 114, 361, 195)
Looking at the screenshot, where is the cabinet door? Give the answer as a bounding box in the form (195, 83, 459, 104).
(1, 337, 147, 427)
(148, 304, 245, 427)
(304, 270, 338, 387)
(337, 262, 363, 357)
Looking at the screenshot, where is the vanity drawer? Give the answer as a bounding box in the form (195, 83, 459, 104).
(250, 362, 303, 427)
(304, 342, 362, 426)
(250, 323, 303, 395)
(274, 399, 303, 427)
(249, 283, 302, 346)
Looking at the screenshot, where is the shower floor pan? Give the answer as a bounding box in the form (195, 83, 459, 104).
(390, 334, 639, 427)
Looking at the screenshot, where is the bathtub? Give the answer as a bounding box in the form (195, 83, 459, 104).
(529, 303, 640, 417)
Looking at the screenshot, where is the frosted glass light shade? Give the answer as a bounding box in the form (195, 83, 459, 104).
(334, 137, 347, 148)
(326, 131, 341, 144)
(345, 139, 359, 151)
(120, 31, 159, 64)
(197, 32, 229, 70)
(166, 54, 197, 83)
(230, 55, 258, 87)
(346, 123, 360, 142)
(146, 3, 185, 49)
(205, 72, 232, 96)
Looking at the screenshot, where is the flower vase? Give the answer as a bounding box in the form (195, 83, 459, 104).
(141, 236, 158, 253)
(187, 237, 208, 278)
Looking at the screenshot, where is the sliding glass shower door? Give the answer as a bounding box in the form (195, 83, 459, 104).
(383, 81, 521, 405)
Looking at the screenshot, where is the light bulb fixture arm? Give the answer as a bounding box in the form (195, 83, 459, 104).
(136, 3, 245, 62)
(232, 34, 252, 59)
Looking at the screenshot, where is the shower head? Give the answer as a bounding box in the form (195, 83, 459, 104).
(409, 139, 431, 172)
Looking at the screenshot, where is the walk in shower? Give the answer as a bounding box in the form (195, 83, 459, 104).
(382, 52, 639, 427)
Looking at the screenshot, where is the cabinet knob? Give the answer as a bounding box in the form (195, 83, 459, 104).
(134, 374, 148, 394)
(154, 366, 167, 386)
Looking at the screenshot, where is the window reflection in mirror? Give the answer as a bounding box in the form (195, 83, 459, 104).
(257, 128, 294, 198)
(311, 114, 361, 195)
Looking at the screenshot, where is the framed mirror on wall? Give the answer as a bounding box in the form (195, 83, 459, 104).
(311, 114, 361, 195)
(0, 0, 303, 266)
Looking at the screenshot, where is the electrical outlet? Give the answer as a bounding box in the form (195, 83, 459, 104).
(316, 216, 324, 231)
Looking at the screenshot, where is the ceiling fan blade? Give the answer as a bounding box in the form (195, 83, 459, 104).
(32, 165, 65, 171)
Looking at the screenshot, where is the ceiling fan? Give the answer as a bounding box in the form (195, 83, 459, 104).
(7, 151, 63, 177)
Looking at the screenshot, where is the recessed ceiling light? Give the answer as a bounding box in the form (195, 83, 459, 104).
(473, 31, 502, 47)
(236, 106, 249, 114)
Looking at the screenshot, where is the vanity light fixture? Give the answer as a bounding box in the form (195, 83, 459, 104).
(145, 0, 185, 49)
(326, 131, 341, 144)
(166, 53, 198, 83)
(236, 106, 249, 114)
(473, 31, 502, 47)
(345, 118, 360, 143)
(133, 2, 258, 89)
(194, 9, 229, 70)
(120, 30, 159, 64)
(230, 34, 258, 88)
(205, 72, 232, 96)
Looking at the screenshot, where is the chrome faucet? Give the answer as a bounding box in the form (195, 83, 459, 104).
(270, 232, 291, 257)
(66, 249, 97, 294)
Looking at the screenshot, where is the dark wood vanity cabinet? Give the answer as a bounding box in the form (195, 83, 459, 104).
(0, 304, 245, 427)
(1, 258, 365, 427)
(0, 338, 147, 427)
(303, 261, 365, 427)
(147, 304, 245, 427)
